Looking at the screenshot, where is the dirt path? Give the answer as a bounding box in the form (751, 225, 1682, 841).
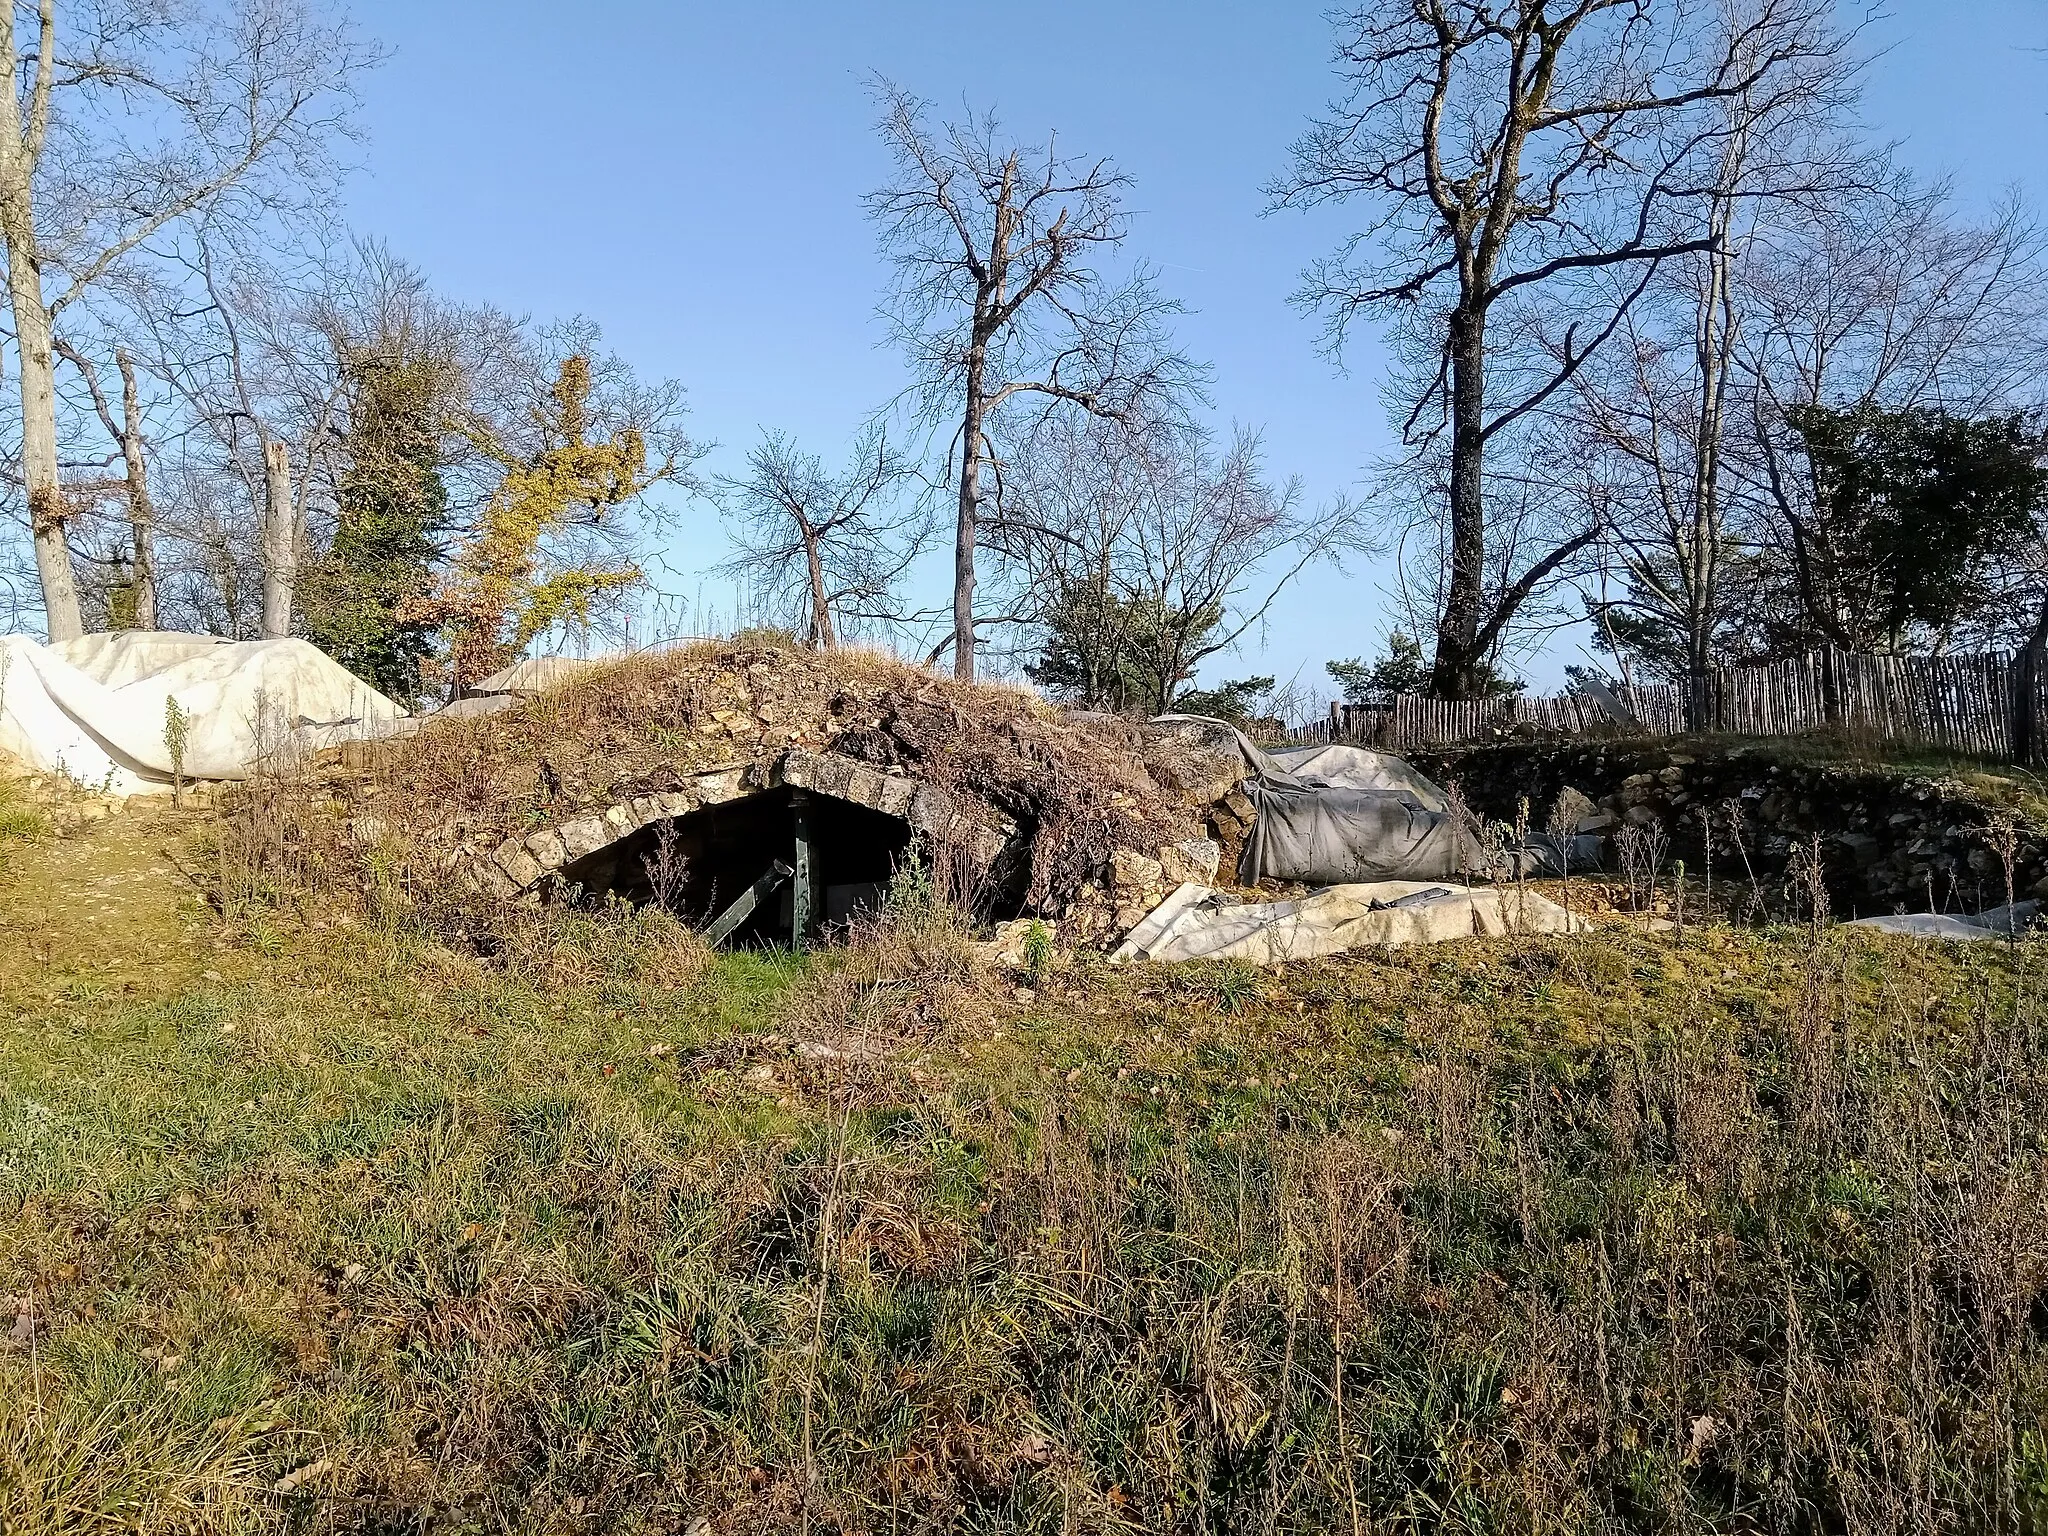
(0, 807, 218, 1001)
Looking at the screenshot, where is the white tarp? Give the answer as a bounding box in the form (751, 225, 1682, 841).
(57, 630, 237, 688)
(0, 631, 402, 792)
(1112, 879, 1588, 965)
(1848, 901, 2040, 942)
(471, 655, 607, 696)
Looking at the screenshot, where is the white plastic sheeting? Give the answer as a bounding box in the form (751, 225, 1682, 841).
(471, 655, 607, 696)
(1111, 879, 1587, 965)
(1847, 901, 2041, 942)
(0, 631, 402, 792)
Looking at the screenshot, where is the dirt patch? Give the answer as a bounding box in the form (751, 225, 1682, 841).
(0, 798, 217, 1000)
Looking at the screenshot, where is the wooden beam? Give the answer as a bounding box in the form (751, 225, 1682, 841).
(791, 790, 814, 948)
(704, 859, 793, 948)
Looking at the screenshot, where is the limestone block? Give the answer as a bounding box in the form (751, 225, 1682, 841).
(1157, 838, 1221, 886)
(811, 754, 855, 799)
(526, 828, 568, 869)
(1110, 848, 1165, 893)
(908, 784, 951, 834)
(603, 803, 635, 834)
(493, 839, 543, 889)
(843, 764, 885, 810)
(693, 769, 743, 804)
(876, 773, 917, 818)
(558, 816, 610, 859)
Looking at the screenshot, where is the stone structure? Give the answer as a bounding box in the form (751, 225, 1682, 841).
(458, 748, 1013, 903)
(1414, 740, 2048, 918)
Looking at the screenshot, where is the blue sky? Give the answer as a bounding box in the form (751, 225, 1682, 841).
(336, 0, 2047, 695)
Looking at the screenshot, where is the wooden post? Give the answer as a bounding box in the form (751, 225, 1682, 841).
(791, 790, 815, 947)
(2014, 597, 2048, 766)
(705, 860, 793, 948)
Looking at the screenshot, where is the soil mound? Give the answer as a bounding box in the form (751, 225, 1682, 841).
(277, 636, 1236, 934)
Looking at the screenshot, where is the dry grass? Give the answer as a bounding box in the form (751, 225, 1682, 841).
(5, 811, 2048, 1532)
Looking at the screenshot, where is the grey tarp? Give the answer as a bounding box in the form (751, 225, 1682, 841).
(1264, 742, 1450, 811)
(1150, 715, 1480, 884)
(1848, 901, 2041, 941)
(1244, 777, 1479, 883)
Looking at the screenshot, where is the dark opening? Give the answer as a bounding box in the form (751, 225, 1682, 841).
(556, 786, 914, 945)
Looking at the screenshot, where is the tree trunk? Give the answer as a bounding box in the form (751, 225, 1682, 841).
(1686, 239, 1731, 734)
(115, 349, 157, 630)
(1431, 308, 1488, 698)
(1684, 119, 1746, 735)
(4, 210, 82, 641)
(953, 356, 986, 682)
(801, 523, 835, 648)
(260, 437, 296, 639)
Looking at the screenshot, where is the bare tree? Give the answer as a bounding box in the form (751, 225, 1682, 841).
(996, 413, 1360, 715)
(1547, 71, 1864, 717)
(1734, 179, 2048, 650)
(713, 428, 924, 647)
(0, 0, 374, 640)
(51, 337, 157, 627)
(866, 78, 1198, 682)
(1270, 0, 1851, 697)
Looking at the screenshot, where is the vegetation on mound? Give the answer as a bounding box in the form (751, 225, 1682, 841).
(4, 817, 2048, 1532)
(253, 633, 1216, 931)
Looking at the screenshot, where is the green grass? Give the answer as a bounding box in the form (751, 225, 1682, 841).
(0, 777, 46, 855)
(4, 819, 2048, 1532)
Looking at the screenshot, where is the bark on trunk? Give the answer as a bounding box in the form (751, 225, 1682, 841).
(5, 215, 81, 641)
(801, 523, 835, 648)
(1683, 128, 1745, 735)
(115, 349, 156, 630)
(1431, 308, 1489, 698)
(260, 437, 296, 639)
(953, 358, 985, 683)
(0, 5, 82, 642)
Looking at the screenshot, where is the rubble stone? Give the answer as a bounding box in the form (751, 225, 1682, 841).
(1158, 838, 1222, 886)
(1110, 849, 1165, 893)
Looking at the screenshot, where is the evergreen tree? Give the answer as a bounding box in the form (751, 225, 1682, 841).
(301, 352, 450, 702)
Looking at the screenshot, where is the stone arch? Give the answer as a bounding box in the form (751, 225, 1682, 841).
(464, 750, 1016, 934)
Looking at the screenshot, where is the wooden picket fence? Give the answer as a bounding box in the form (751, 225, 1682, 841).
(1284, 648, 2033, 760)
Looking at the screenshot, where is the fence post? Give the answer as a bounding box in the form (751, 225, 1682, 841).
(2014, 596, 2048, 767)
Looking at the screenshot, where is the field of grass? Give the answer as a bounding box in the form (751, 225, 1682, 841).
(4, 806, 2048, 1533)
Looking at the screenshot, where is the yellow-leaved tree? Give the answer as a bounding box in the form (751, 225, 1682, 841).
(408, 354, 658, 692)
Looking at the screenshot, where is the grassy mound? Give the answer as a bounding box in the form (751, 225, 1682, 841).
(248, 635, 1214, 932)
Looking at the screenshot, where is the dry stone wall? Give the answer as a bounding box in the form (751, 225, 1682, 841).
(1412, 740, 2048, 919)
